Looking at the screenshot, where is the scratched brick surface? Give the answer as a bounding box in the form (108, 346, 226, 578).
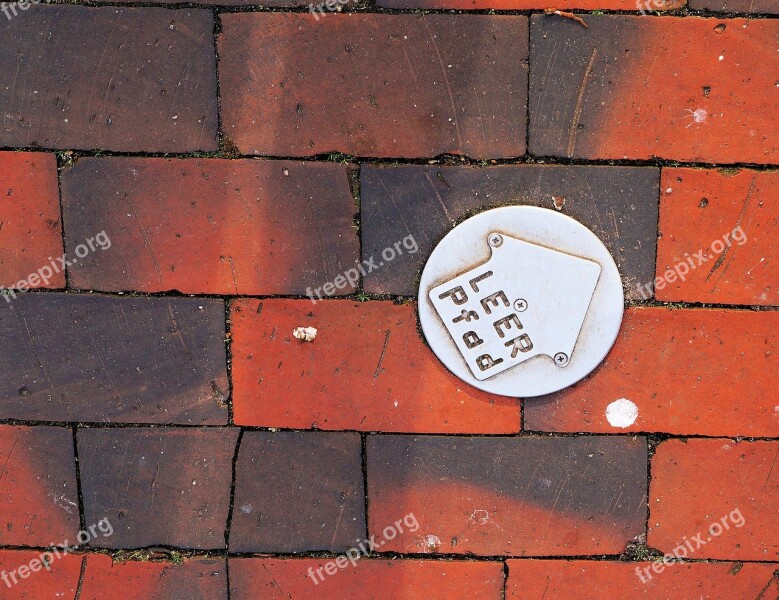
(379, 0, 683, 7)
(506, 560, 779, 598)
(0, 294, 228, 424)
(529, 16, 779, 164)
(361, 164, 658, 298)
(218, 13, 528, 159)
(367, 435, 647, 556)
(0, 152, 64, 290)
(230, 558, 505, 599)
(0, 551, 82, 599)
(230, 431, 365, 553)
(78, 428, 238, 550)
(656, 168, 778, 306)
(524, 308, 779, 437)
(649, 439, 779, 561)
(689, 0, 779, 12)
(79, 555, 228, 600)
(0, 426, 79, 546)
(230, 299, 520, 433)
(61, 157, 358, 295)
(0, 6, 218, 152)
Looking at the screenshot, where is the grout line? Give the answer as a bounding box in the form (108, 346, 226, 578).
(6, 286, 779, 312)
(74, 554, 87, 600)
(18, 1, 779, 20)
(1, 421, 777, 442)
(8, 146, 779, 171)
(72, 425, 87, 534)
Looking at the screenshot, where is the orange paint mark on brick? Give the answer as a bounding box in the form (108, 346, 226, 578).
(506, 559, 779, 598)
(231, 299, 519, 433)
(524, 307, 779, 437)
(657, 168, 778, 305)
(649, 439, 779, 561)
(230, 557, 504, 599)
(0, 153, 64, 290)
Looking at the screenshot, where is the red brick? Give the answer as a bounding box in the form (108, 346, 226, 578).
(0, 294, 228, 425)
(0, 153, 64, 290)
(649, 439, 779, 561)
(230, 431, 365, 553)
(380, 0, 682, 7)
(656, 168, 778, 306)
(77, 427, 238, 549)
(0, 551, 82, 599)
(230, 299, 519, 433)
(506, 559, 779, 598)
(367, 435, 647, 556)
(230, 557, 504, 599)
(0, 6, 217, 153)
(218, 14, 527, 159)
(0, 426, 79, 546)
(61, 157, 358, 295)
(79, 555, 227, 600)
(524, 308, 779, 437)
(529, 16, 778, 164)
(690, 0, 779, 12)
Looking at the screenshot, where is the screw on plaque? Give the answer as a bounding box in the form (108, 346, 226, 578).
(488, 233, 503, 248)
(513, 299, 528, 312)
(554, 352, 569, 367)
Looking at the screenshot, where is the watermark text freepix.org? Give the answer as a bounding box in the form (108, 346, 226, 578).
(1, 0, 41, 21)
(1, 231, 112, 303)
(307, 512, 419, 584)
(635, 226, 746, 299)
(1, 517, 114, 589)
(306, 234, 418, 304)
(635, 508, 745, 584)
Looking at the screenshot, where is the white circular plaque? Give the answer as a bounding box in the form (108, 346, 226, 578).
(418, 206, 624, 397)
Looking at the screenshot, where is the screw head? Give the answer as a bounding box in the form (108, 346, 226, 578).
(513, 299, 528, 312)
(488, 233, 503, 248)
(554, 352, 569, 367)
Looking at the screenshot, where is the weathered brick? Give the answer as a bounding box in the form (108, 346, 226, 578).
(0, 6, 217, 152)
(529, 16, 778, 164)
(0, 426, 79, 546)
(656, 168, 778, 306)
(78, 428, 238, 549)
(690, 0, 779, 12)
(0, 153, 64, 291)
(230, 299, 519, 433)
(361, 164, 658, 298)
(79, 555, 227, 600)
(61, 157, 358, 295)
(230, 431, 365, 553)
(218, 14, 527, 159)
(367, 435, 647, 556)
(0, 294, 228, 424)
(649, 439, 779, 561)
(95, 0, 300, 4)
(230, 557, 504, 599)
(0, 551, 82, 599)
(506, 559, 779, 598)
(380, 0, 683, 7)
(524, 308, 778, 437)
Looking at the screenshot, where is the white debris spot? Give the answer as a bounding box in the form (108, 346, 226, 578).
(665, 187, 673, 194)
(413, 534, 442, 552)
(684, 108, 708, 128)
(605, 398, 639, 428)
(293, 326, 318, 342)
(240, 504, 253, 514)
(552, 196, 565, 211)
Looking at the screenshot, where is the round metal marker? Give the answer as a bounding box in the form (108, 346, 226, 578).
(418, 206, 624, 397)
